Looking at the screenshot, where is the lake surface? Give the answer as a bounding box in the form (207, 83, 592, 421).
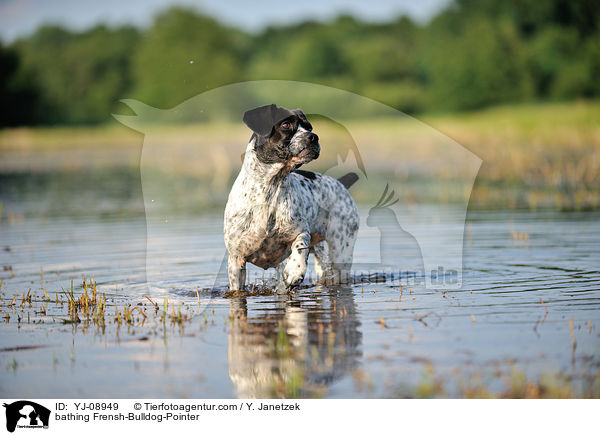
(0, 171, 599, 398)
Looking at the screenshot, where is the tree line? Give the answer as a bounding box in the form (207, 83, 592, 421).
(1, 0, 598, 126)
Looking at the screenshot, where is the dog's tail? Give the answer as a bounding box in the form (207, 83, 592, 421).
(337, 172, 359, 189)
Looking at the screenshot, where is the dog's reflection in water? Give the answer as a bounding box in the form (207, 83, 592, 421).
(227, 288, 362, 398)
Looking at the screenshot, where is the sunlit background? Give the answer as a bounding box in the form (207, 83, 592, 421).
(1, 0, 599, 209)
(1, 0, 598, 121)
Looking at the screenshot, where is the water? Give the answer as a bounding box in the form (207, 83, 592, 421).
(0, 172, 599, 398)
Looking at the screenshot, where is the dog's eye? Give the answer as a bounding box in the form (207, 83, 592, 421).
(281, 121, 292, 130)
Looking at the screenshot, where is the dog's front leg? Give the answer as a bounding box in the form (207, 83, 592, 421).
(282, 232, 310, 289)
(228, 255, 246, 291)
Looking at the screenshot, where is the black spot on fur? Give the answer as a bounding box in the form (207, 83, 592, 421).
(294, 169, 317, 180)
(267, 213, 276, 232)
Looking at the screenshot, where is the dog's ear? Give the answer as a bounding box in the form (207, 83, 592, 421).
(243, 104, 277, 136)
(292, 109, 307, 122)
(243, 104, 295, 136)
(293, 109, 312, 131)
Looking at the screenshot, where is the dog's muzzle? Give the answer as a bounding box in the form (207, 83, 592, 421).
(295, 132, 320, 161)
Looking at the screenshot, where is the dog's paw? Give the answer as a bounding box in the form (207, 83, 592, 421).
(282, 262, 306, 289)
(282, 269, 305, 288)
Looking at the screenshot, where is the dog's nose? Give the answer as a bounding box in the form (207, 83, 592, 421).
(308, 132, 319, 143)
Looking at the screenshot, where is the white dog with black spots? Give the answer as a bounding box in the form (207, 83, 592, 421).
(224, 104, 359, 292)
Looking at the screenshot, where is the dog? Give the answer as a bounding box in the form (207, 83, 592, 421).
(224, 104, 359, 292)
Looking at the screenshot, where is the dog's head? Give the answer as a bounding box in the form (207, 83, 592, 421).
(243, 104, 320, 169)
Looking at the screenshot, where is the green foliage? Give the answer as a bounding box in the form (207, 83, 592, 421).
(0, 0, 598, 125)
(131, 7, 247, 109)
(14, 25, 140, 124)
(0, 43, 39, 126)
(424, 17, 533, 111)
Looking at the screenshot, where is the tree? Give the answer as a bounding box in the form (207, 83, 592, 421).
(130, 7, 246, 109)
(0, 43, 39, 126)
(14, 25, 140, 123)
(424, 16, 532, 111)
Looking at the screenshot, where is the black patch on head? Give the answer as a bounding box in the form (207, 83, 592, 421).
(293, 169, 317, 180)
(243, 104, 316, 165)
(252, 129, 290, 164)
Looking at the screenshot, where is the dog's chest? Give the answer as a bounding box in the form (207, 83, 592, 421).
(226, 205, 295, 269)
(246, 234, 292, 269)
(244, 228, 323, 270)
(224, 148, 335, 260)
(225, 178, 321, 268)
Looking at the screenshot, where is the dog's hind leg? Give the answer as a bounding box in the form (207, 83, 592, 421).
(227, 255, 246, 291)
(282, 232, 310, 288)
(327, 231, 357, 285)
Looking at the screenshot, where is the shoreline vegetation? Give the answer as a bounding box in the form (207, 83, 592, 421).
(0, 279, 598, 398)
(2, 2, 598, 127)
(1, 100, 598, 211)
